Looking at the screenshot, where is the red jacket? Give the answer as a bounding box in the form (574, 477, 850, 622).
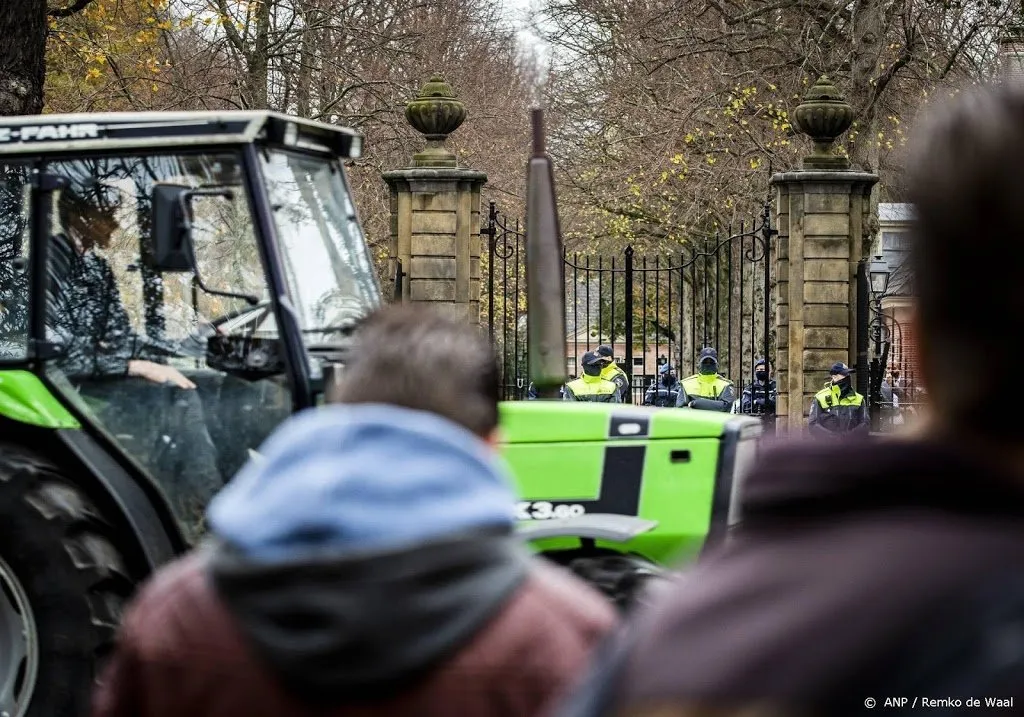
(92, 546, 616, 717)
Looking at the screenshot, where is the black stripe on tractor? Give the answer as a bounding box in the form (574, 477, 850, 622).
(57, 429, 182, 564)
(608, 414, 651, 440)
(542, 445, 646, 517)
(701, 420, 743, 553)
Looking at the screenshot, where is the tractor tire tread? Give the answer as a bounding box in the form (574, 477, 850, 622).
(0, 443, 132, 715)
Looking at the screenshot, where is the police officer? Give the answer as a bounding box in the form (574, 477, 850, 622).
(740, 358, 777, 416)
(596, 344, 631, 403)
(563, 351, 622, 402)
(643, 363, 681, 407)
(675, 346, 735, 412)
(808, 361, 869, 438)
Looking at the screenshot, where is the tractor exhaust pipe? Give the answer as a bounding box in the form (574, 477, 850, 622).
(525, 108, 568, 399)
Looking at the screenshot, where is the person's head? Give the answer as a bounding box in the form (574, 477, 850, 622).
(596, 344, 614, 366)
(755, 358, 768, 382)
(905, 83, 1024, 440)
(698, 347, 718, 375)
(580, 350, 604, 377)
(328, 303, 500, 442)
(57, 182, 120, 253)
(829, 362, 853, 388)
(659, 362, 676, 386)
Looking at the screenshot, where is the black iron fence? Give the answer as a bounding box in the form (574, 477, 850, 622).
(483, 200, 777, 418)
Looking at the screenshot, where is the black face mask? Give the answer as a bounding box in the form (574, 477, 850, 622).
(755, 370, 767, 382)
(834, 376, 851, 390)
(699, 360, 717, 376)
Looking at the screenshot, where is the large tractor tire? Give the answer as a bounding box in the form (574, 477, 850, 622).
(0, 445, 131, 717)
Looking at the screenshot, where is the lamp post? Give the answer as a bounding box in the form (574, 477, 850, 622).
(869, 255, 890, 355)
(867, 255, 891, 430)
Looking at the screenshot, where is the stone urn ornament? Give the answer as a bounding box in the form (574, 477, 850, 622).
(404, 74, 467, 168)
(792, 76, 855, 170)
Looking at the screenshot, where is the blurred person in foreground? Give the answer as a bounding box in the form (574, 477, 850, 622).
(554, 83, 1024, 717)
(92, 303, 617, 717)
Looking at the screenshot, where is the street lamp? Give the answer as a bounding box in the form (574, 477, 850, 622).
(869, 255, 890, 297)
(868, 255, 890, 347)
(867, 255, 891, 431)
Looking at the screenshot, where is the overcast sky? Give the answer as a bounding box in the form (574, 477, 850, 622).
(502, 0, 548, 69)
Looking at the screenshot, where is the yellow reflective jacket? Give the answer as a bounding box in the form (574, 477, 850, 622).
(809, 383, 869, 437)
(600, 363, 631, 403)
(563, 374, 622, 403)
(676, 373, 735, 412)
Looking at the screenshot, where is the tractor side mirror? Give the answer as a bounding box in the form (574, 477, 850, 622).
(149, 184, 194, 272)
(149, 184, 258, 304)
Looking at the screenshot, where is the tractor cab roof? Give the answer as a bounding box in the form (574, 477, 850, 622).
(0, 110, 362, 159)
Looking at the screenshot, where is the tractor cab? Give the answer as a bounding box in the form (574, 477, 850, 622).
(0, 111, 379, 541)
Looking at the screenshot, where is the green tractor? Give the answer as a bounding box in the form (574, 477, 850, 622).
(0, 109, 762, 717)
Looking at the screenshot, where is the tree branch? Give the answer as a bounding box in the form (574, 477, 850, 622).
(48, 0, 96, 18)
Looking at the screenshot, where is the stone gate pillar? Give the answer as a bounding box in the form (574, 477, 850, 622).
(772, 77, 879, 431)
(383, 75, 487, 322)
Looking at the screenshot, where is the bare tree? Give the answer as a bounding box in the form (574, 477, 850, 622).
(535, 0, 1013, 254)
(46, 0, 535, 274)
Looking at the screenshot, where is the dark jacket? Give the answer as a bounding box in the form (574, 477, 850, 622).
(51, 244, 160, 379)
(528, 382, 565, 400)
(642, 376, 680, 407)
(555, 436, 1024, 717)
(808, 381, 868, 437)
(93, 404, 617, 717)
(740, 379, 777, 415)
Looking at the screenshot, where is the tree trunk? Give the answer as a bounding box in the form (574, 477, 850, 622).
(248, 0, 272, 108)
(293, 1, 317, 117)
(847, 0, 886, 257)
(0, 1, 47, 116)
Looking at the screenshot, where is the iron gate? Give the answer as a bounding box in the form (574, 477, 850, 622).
(483, 200, 776, 414)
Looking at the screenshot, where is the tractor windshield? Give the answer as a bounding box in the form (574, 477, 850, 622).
(260, 150, 380, 347)
(33, 152, 292, 543)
